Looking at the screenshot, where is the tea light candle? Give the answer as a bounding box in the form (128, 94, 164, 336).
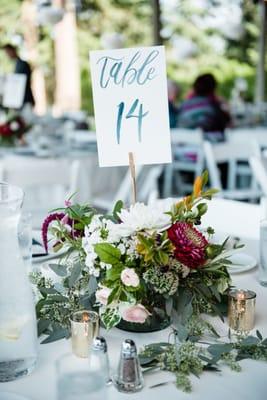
(70, 310, 99, 358)
(228, 289, 256, 334)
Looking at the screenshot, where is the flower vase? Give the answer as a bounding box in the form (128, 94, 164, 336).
(0, 183, 37, 382)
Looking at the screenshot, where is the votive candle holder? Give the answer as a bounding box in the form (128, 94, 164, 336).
(228, 289, 256, 334)
(70, 310, 99, 358)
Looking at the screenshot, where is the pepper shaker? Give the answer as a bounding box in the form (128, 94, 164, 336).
(114, 339, 144, 393)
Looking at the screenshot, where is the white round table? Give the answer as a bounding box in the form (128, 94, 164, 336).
(1, 199, 267, 400)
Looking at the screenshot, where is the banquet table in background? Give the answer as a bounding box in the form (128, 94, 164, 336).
(0, 150, 127, 227)
(1, 199, 267, 400)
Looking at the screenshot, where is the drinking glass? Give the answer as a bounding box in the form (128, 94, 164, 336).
(260, 219, 267, 287)
(56, 353, 107, 400)
(18, 212, 32, 273)
(0, 184, 37, 382)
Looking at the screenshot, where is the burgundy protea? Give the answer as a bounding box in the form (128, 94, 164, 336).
(168, 222, 208, 269)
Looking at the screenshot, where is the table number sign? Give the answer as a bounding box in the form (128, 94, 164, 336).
(90, 46, 172, 167)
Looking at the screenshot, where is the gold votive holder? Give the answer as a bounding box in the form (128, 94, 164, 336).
(70, 310, 99, 358)
(228, 289, 256, 334)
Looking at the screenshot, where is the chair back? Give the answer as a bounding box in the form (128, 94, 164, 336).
(204, 140, 259, 191)
(250, 156, 267, 197)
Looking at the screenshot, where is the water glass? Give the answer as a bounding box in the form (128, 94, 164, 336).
(260, 219, 267, 287)
(18, 212, 32, 273)
(56, 353, 107, 400)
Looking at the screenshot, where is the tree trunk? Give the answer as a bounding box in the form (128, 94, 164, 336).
(255, 0, 267, 103)
(152, 0, 162, 45)
(53, 0, 81, 114)
(21, 0, 47, 115)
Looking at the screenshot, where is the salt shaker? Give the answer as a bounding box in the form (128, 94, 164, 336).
(89, 336, 111, 385)
(114, 339, 144, 393)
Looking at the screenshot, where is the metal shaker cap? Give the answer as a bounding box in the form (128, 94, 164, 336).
(92, 336, 107, 353)
(121, 339, 137, 359)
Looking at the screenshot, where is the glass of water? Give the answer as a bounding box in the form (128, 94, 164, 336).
(18, 212, 32, 273)
(56, 353, 107, 400)
(260, 219, 267, 287)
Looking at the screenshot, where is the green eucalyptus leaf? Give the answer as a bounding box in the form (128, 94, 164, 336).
(240, 336, 260, 346)
(208, 343, 233, 356)
(68, 262, 82, 287)
(41, 327, 69, 344)
(88, 276, 98, 296)
(37, 319, 51, 336)
(49, 263, 67, 277)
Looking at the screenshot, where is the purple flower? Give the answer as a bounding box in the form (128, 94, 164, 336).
(42, 213, 65, 252)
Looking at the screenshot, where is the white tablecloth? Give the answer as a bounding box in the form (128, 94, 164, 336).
(1, 199, 267, 400)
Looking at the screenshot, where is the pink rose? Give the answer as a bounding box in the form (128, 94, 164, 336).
(122, 304, 150, 324)
(120, 268, 140, 287)
(95, 287, 112, 306)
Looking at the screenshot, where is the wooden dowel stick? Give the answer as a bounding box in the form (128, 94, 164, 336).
(128, 152, 137, 204)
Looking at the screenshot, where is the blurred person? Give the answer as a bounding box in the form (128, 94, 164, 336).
(167, 79, 180, 128)
(178, 73, 230, 142)
(3, 44, 35, 107)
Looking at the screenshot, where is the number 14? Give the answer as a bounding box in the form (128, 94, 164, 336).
(116, 99, 149, 144)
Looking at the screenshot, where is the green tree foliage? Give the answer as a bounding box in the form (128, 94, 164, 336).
(0, 0, 262, 109)
(163, 0, 260, 100)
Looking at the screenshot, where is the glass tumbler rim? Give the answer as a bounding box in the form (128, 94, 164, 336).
(70, 309, 99, 323)
(229, 289, 256, 300)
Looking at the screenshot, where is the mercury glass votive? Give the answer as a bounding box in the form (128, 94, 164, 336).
(228, 289, 256, 334)
(70, 310, 99, 358)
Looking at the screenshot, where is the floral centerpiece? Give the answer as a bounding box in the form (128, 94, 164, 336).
(0, 112, 28, 146)
(32, 172, 237, 342)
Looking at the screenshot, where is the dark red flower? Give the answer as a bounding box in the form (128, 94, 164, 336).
(168, 222, 208, 269)
(0, 124, 12, 137)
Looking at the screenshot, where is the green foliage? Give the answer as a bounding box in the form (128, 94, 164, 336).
(139, 329, 267, 393)
(94, 243, 121, 264)
(136, 231, 174, 265)
(101, 307, 121, 330)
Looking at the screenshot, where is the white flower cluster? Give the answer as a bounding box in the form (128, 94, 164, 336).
(82, 202, 172, 277)
(82, 215, 137, 276)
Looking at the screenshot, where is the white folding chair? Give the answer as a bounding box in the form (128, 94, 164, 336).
(250, 156, 267, 197)
(89, 164, 164, 212)
(163, 128, 204, 197)
(138, 165, 164, 204)
(203, 141, 261, 201)
(91, 165, 143, 211)
(0, 155, 80, 228)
